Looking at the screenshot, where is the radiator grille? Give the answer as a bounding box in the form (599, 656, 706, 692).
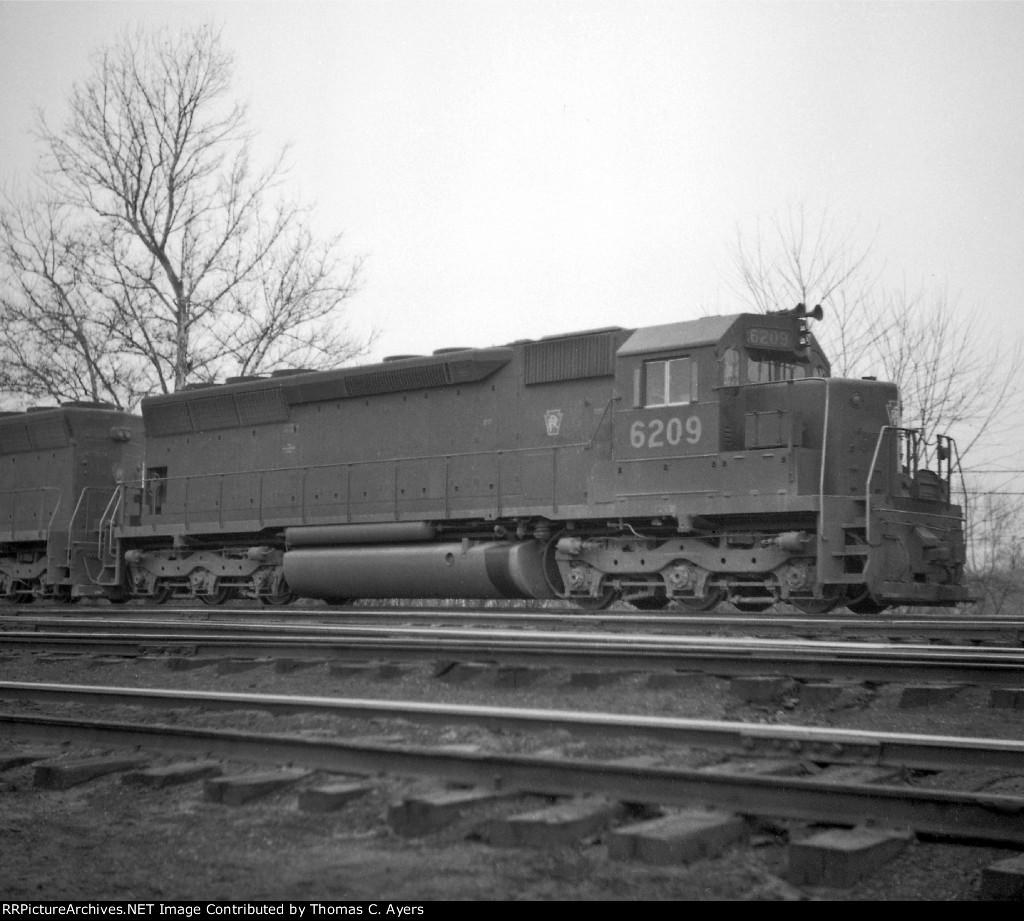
(345, 363, 452, 397)
(145, 402, 193, 436)
(146, 387, 291, 435)
(187, 395, 239, 431)
(236, 389, 290, 426)
(27, 417, 69, 449)
(524, 332, 617, 385)
(0, 417, 69, 454)
(0, 421, 32, 454)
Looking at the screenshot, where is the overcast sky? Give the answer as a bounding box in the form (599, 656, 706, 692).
(1, 1, 1022, 370)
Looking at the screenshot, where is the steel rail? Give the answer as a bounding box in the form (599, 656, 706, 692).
(6, 607, 1024, 644)
(2, 710, 1024, 844)
(6, 628, 1024, 685)
(2, 680, 1023, 773)
(8, 620, 1024, 656)
(5, 612, 1024, 647)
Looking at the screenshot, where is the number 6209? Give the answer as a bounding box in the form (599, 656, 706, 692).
(629, 416, 702, 449)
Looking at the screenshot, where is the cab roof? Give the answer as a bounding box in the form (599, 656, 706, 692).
(618, 315, 739, 356)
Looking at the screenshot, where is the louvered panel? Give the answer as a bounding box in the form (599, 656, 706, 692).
(145, 402, 193, 436)
(345, 363, 451, 397)
(27, 416, 69, 449)
(524, 332, 617, 385)
(188, 395, 239, 431)
(0, 421, 32, 454)
(236, 388, 290, 426)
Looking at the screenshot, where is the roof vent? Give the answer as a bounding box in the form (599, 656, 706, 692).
(60, 401, 116, 410)
(524, 330, 618, 385)
(270, 368, 313, 378)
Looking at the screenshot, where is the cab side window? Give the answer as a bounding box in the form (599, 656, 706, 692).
(146, 466, 167, 515)
(722, 348, 740, 386)
(645, 357, 695, 407)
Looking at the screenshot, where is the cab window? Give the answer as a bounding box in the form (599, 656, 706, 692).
(747, 356, 808, 383)
(645, 357, 694, 406)
(722, 348, 740, 386)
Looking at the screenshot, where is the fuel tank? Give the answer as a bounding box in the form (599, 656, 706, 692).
(282, 539, 556, 600)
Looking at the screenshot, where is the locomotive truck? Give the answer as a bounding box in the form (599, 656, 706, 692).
(67, 303, 967, 614)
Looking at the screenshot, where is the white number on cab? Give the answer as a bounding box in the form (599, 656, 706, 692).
(629, 416, 701, 449)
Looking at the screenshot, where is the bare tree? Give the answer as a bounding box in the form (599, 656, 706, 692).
(0, 194, 150, 405)
(731, 202, 887, 377)
(730, 203, 1024, 592)
(0, 24, 371, 410)
(963, 486, 1024, 614)
(872, 285, 1024, 464)
(730, 202, 1024, 467)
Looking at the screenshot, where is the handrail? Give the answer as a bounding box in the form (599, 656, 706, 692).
(710, 375, 828, 393)
(942, 434, 969, 540)
(864, 425, 962, 546)
(953, 437, 968, 517)
(124, 432, 610, 529)
(64, 488, 91, 567)
(45, 492, 63, 533)
(816, 379, 832, 571)
(865, 425, 899, 552)
(0, 486, 62, 497)
(123, 395, 620, 500)
(97, 487, 123, 562)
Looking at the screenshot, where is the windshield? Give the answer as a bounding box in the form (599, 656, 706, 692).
(722, 347, 827, 385)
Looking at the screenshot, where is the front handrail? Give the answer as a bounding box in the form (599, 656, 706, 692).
(865, 426, 898, 551)
(864, 426, 963, 546)
(816, 379, 832, 577)
(97, 487, 124, 564)
(64, 488, 92, 567)
(940, 433, 969, 531)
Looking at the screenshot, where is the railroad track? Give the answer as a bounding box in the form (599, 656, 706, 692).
(8, 606, 1023, 897)
(4, 680, 1024, 772)
(6, 622, 1024, 686)
(3, 682, 1024, 845)
(5, 606, 1024, 646)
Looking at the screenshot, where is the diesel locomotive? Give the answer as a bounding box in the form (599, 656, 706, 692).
(0, 403, 144, 602)
(0, 305, 970, 613)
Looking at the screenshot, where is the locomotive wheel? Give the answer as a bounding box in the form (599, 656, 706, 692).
(631, 595, 670, 611)
(844, 590, 887, 614)
(792, 586, 844, 615)
(261, 592, 296, 606)
(151, 586, 173, 605)
(572, 587, 620, 611)
(674, 589, 725, 612)
(200, 587, 235, 606)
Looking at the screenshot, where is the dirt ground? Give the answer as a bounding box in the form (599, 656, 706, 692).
(2, 645, 1023, 901)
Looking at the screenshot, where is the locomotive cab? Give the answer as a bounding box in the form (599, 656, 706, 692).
(559, 304, 968, 612)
